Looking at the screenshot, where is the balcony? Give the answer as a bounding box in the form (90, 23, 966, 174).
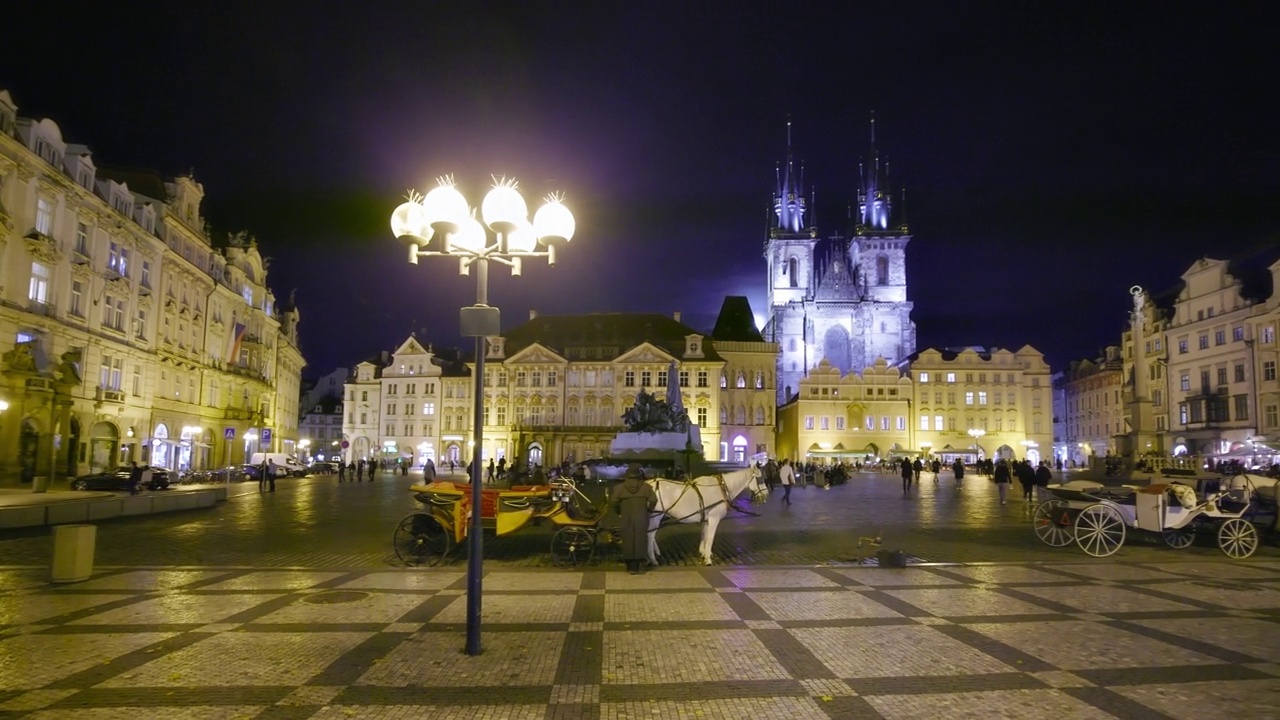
(95, 387, 125, 403)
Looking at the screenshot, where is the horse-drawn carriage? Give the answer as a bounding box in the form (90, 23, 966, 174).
(1032, 475, 1277, 558)
(393, 478, 613, 567)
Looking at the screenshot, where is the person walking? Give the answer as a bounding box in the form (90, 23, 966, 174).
(259, 459, 269, 492)
(487, 458, 496, 484)
(778, 459, 794, 506)
(1016, 460, 1035, 502)
(610, 465, 657, 575)
(266, 459, 277, 492)
(128, 461, 143, 495)
(763, 458, 779, 494)
(338, 461, 346, 483)
(901, 457, 914, 495)
(424, 457, 437, 483)
(368, 460, 377, 482)
(993, 459, 1012, 504)
(952, 457, 965, 490)
(356, 459, 366, 483)
(1034, 461, 1053, 502)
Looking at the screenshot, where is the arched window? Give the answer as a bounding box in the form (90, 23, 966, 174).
(720, 405, 728, 423)
(755, 406, 765, 425)
(719, 371, 727, 388)
(755, 371, 764, 389)
(736, 372, 746, 389)
(876, 256, 889, 285)
(788, 257, 798, 287)
(735, 405, 746, 424)
(788, 338, 797, 352)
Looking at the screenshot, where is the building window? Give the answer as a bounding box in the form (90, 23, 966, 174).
(1264, 360, 1277, 382)
(1178, 339, 1188, 354)
(1234, 364, 1245, 383)
(532, 371, 543, 387)
(946, 373, 955, 383)
(1264, 327, 1276, 344)
(99, 355, 123, 390)
(102, 295, 126, 331)
(1265, 404, 1278, 429)
(1233, 326, 1244, 342)
(658, 370, 668, 387)
(1234, 395, 1249, 421)
(74, 222, 90, 255)
(69, 280, 85, 317)
(919, 372, 929, 383)
(881, 417, 890, 431)
(804, 416, 814, 430)
(28, 262, 51, 304)
(965, 392, 974, 405)
(1180, 373, 1190, 391)
(835, 416, 844, 430)
(516, 371, 527, 387)
(696, 407, 707, 428)
(134, 307, 147, 338)
(978, 391, 988, 405)
(679, 371, 689, 387)
(820, 416, 829, 430)
(697, 370, 709, 388)
(624, 370, 635, 387)
(548, 371, 557, 387)
(1215, 330, 1226, 346)
(920, 415, 930, 431)
(423, 402, 435, 415)
(866, 416, 875, 431)
(35, 198, 53, 235)
(1198, 335, 1209, 349)
(1217, 367, 1228, 386)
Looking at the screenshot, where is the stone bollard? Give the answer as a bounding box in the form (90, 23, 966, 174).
(33, 475, 49, 493)
(51, 524, 96, 583)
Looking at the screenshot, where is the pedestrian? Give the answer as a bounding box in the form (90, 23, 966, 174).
(778, 459, 794, 506)
(348, 461, 356, 481)
(357, 459, 365, 483)
(994, 459, 1011, 504)
(610, 464, 657, 575)
(1034, 461, 1053, 502)
(266, 459, 277, 492)
(952, 458, 965, 490)
(140, 465, 153, 493)
(901, 458, 914, 494)
(259, 459, 269, 491)
(815, 465, 828, 490)
(487, 458, 496, 484)
(1016, 460, 1035, 502)
(763, 458, 778, 493)
(368, 460, 376, 482)
(128, 461, 143, 495)
(338, 461, 346, 482)
(914, 458, 926, 486)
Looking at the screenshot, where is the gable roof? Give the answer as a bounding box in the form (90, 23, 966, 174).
(503, 313, 721, 362)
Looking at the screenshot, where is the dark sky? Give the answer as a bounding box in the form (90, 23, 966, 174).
(3, 2, 1275, 378)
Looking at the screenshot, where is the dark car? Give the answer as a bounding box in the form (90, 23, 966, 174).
(308, 462, 337, 475)
(70, 466, 171, 491)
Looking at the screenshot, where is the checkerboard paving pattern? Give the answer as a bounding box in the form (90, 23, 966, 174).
(2, 561, 1279, 718)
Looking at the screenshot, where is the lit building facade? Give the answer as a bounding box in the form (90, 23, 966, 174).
(763, 119, 917, 404)
(0, 90, 304, 485)
(777, 346, 1054, 465)
(1247, 259, 1280, 452)
(1062, 348, 1125, 464)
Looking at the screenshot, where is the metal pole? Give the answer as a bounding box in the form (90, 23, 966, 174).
(466, 256, 488, 656)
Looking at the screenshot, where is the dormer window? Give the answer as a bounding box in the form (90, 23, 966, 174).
(77, 169, 93, 189)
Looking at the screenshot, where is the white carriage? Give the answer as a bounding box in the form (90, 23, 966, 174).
(1033, 478, 1262, 558)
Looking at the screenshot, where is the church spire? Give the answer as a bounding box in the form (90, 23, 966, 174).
(857, 112, 892, 230)
(773, 118, 807, 233)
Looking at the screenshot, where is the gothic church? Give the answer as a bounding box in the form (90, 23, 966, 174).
(762, 119, 917, 404)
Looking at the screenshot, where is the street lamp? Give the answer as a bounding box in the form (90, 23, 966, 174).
(392, 175, 574, 656)
(967, 428, 986, 460)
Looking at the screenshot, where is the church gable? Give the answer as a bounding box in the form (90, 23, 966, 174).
(613, 342, 676, 365)
(505, 342, 566, 365)
(392, 335, 430, 357)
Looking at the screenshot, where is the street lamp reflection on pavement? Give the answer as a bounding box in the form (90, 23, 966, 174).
(392, 175, 575, 657)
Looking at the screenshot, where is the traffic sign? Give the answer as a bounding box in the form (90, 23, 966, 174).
(261, 428, 273, 444)
(224, 427, 235, 440)
(341, 440, 350, 449)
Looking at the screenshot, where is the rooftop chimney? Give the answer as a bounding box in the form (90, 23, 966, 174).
(673, 311, 682, 322)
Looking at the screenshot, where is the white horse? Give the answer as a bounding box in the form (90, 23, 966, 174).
(645, 467, 766, 566)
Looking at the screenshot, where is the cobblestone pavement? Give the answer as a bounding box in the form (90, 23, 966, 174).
(1, 470, 1275, 569)
(2, 560, 1279, 719)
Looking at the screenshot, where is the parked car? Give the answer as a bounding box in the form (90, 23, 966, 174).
(70, 466, 171, 492)
(308, 461, 337, 475)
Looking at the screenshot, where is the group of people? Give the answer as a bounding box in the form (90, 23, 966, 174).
(337, 458, 379, 483)
(990, 458, 1054, 504)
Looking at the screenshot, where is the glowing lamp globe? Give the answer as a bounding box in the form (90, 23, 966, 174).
(533, 199, 575, 245)
(507, 220, 538, 253)
(481, 182, 528, 233)
(421, 183, 469, 235)
(391, 201, 429, 243)
(452, 216, 487, 253)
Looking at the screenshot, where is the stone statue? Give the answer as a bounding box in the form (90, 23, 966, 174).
(621, 388, 688, 433)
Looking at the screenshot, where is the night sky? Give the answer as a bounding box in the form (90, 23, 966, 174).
(3, 2, 1275, 379)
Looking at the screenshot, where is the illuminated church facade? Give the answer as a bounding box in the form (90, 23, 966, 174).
(763, 119, 918, 404)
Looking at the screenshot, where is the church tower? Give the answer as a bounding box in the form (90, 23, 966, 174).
(763, 122, 817, 404)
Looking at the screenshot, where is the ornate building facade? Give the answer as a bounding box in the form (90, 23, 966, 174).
(0, 90, 304, 485)
(763, 119, 917, 404)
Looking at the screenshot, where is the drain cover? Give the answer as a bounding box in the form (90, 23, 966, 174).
(302, 590, 370, 604)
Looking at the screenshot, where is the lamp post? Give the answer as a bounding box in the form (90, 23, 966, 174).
(967, 428, 986, 461)
(392, 175, 575, 656)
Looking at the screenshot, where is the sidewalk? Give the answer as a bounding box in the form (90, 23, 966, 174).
(2, 560, 1278, 718)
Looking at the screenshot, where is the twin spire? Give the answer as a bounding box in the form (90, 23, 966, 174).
(772, 114, 896, 233)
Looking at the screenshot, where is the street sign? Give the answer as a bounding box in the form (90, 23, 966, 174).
(341, 440, 350, 449)
(224, 427, 236, 440)
(261, 428, 273, 445)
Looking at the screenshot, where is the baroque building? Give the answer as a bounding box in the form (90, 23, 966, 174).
(0, 90, 304, 485)
(763, 119, 917, 404)
(340, 300, 778, 471)
(1062, 347, 1125, 464)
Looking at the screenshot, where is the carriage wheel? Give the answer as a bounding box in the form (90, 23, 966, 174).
(1218, 518, 1258, 559)
(1033, 500, 1074, 547)
(1074, 504, 1126, 557)
(393, 513, 451, 566)
(551, 526, 595, 568)
(1162, 526, 1196, 549)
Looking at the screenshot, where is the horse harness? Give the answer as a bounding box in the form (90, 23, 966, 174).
(650, 474, 733, 524)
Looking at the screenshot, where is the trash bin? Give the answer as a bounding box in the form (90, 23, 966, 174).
(52, 524, 96, 583)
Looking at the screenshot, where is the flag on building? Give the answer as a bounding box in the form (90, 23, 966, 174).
(227, 322, 247, 361)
